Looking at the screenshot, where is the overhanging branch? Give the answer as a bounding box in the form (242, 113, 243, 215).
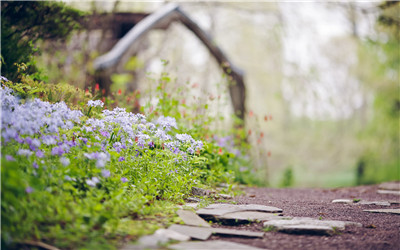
(93, 3, 246, 120)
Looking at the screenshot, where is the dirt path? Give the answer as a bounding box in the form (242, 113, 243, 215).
(208, 183, 400, 249)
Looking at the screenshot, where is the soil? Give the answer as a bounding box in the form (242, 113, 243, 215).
(209, 184, 400, 250)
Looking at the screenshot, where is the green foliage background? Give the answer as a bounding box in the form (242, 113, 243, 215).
(355, 2, 399, 184)
(1, 1, 83, 81)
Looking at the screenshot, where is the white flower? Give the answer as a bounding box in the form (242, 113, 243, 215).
(60, 157, 70, 167)
(87, 100, 104, 107)
(86, 177, 100, 187)
(18, 149, 33, 157)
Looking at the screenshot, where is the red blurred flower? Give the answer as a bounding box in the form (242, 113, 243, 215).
(95, 83, 100, 91)
(118, 89, 122, 95)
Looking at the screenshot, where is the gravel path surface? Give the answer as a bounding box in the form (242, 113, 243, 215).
(209, 183, 400, 249)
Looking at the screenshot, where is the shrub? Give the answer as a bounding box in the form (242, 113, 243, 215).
(0, 78, 231, 249)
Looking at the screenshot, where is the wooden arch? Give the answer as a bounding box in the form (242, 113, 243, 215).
(93, 3, 246, 120)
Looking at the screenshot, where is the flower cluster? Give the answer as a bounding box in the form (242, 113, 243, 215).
(83, 106, 203, 157)
(1, 85, 204, 191)
(87, 100, 104, 107)
(1, 87, 83, 141)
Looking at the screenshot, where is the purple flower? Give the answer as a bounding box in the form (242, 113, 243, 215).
(118, 156, 125, 162)
(81, 138, 88, 144)
(5, 155, 15, 161)
(51, 146, 64, 156)
(113, 142, 123, 153)
(32, 162, 39, 169)
(148, 141, 155, 148)
(137, 137, 145, 148)
(187, 147, 195, 154)
(101, 169, 110, 178)
(65, 140, 76, 147)
(100, 131, 110, 137)
(25, 187, 34, 193)
(156, 116, 177, 132)
(36, 150, 44, 158)
(25, 137, 33, 145)
(176, 133, 194, 143)
(120, 177, 128, 183)
(16, 136, 24, 144)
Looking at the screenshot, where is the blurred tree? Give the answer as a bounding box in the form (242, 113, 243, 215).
(1, 1, 84, 81)
(356, 1, 399, 184)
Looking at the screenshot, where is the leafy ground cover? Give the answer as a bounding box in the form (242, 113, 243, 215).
(0, 73, 259, 249)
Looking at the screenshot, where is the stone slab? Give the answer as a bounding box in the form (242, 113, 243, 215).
(212, 227, 264, 238)
(168, 224, 212, 240)
(363, 209, 400, 215)
(197, 203, 282, 217)
(168, 224, 264, 239)
(137, 234, 169, 248)
(217, 193, 233, 199)
(177, 210, 211, 227)
(169, 240, 263, 250)
(183, 203, 199, 208)
(263, 217, 362, 235)
(378, 182, 400, 191)
(218, 211, 291, 222)
(154, 229, 190, 241)
(206, 203, 283, 213)
(377, 190, 400, 195)
(359, 201, 391, 206)
(332, 199, 354, 204)
(186, 197, 201, 202)
(278, 224, 334, 235)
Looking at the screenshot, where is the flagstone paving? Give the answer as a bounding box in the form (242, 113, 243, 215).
(358, 200, 391, 206)
(196, 203, 282, 218)
(167, 224, 265, 240)
(176, 210, 211, 227)
(169, 240, 264, 250)
(378, 182, 400, 191)
(215, 211, 291, 223)
(363, 208, 400, 215)
(377, 189, 400, 195)
(263, 217, 362, 235)
(331, 199, 353, 204)
(331, 199, 391, 206)
(168, 224, 212, 240)
(377, 181, 400, 195)
(121, 182, 400, 250)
